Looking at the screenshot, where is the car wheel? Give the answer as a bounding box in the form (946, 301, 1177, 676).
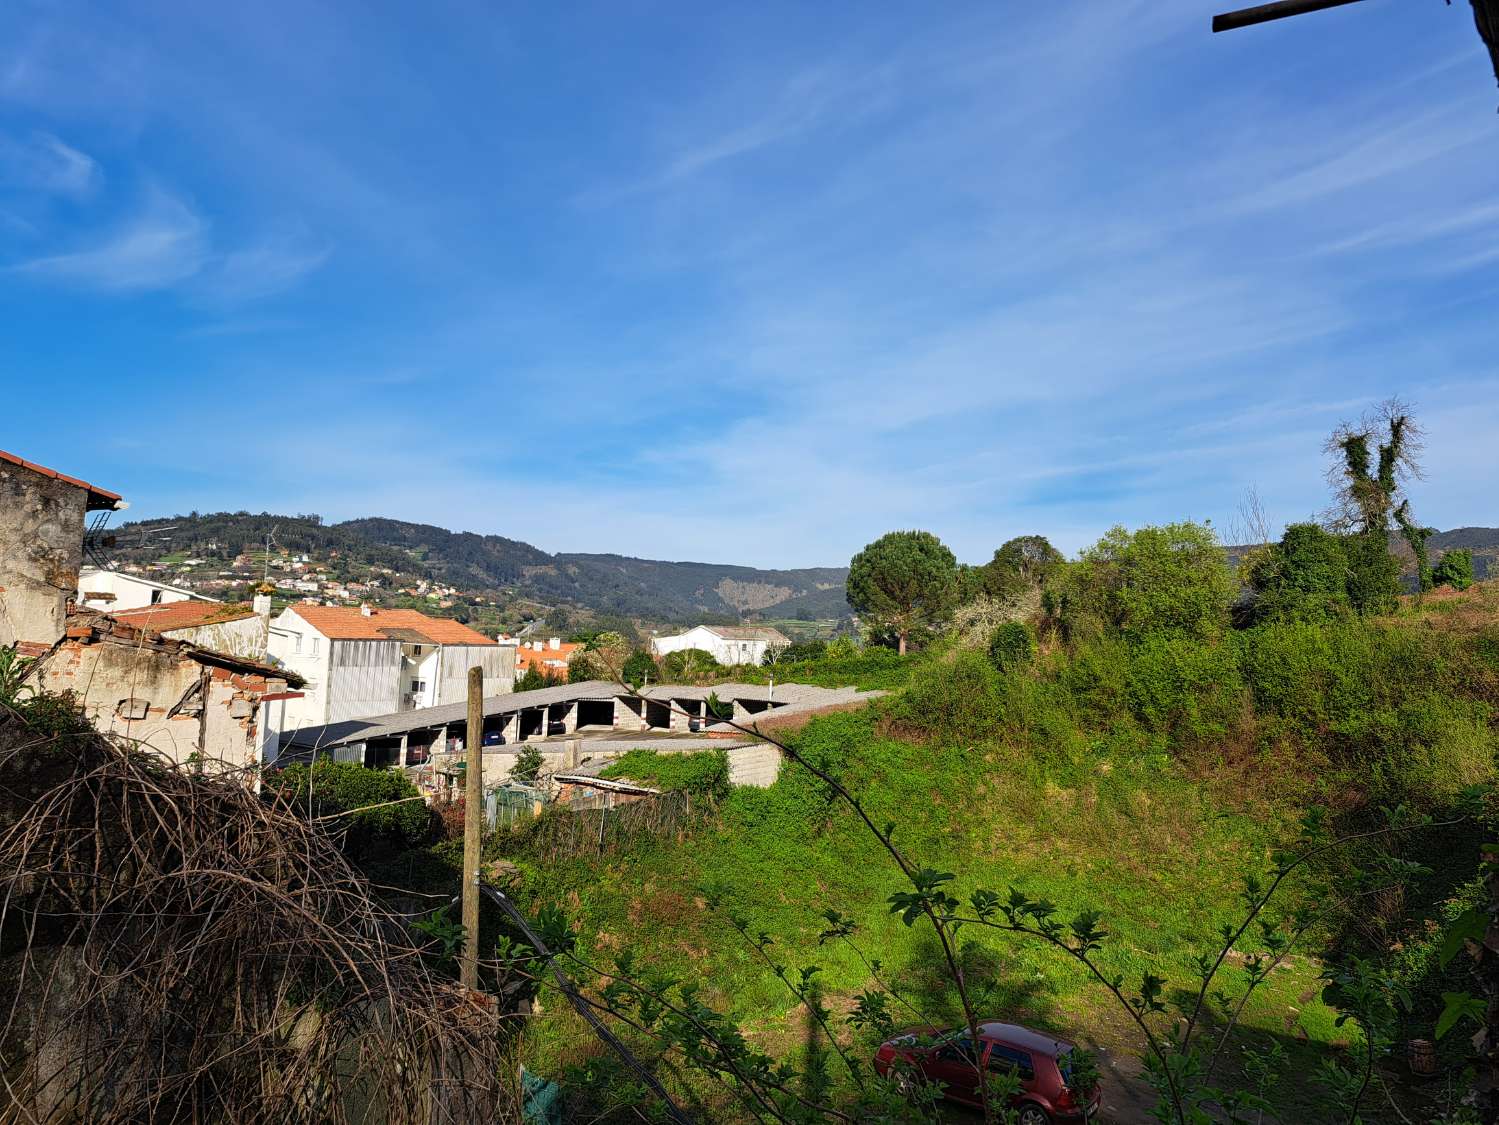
(894, 1071, 915, 1097)
(1016, 1105, 1050, 1125)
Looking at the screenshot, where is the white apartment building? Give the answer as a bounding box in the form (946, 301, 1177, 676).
(267, 604, 515, 731)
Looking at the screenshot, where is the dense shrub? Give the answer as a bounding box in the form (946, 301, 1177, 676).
(987, 621, 1035, 673)
(274, 761, 428, 856)
(511, 743, 546, 785)
(1367, 696, 1494, 805)
(1433, 549, 1475, 592)
(660, 647, 722, 681)
(780, 640, 828, 663)
(602, 749, 731, 802)
(621, 649, 658, 687)
(1059, 636, 1132, 726)
(1344, 530, 1401, 616)
(1124, 634, 1244, 740)
(886, 651, 1005, 744)
(1246, 523, 1352, 623)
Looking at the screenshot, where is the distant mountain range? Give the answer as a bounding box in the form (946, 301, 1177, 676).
(107, 512, 851, 623)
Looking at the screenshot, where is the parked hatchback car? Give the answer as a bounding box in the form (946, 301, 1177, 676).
(873, 1021, 1099, 1123)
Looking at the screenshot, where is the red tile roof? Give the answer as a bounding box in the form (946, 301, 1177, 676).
(288, 605, 495, 645)
(516, 641, 580, 672)
(0, 448, 123, 508)
(113, 600, 258, 633)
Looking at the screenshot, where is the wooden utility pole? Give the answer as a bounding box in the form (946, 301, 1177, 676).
(460, 664, 484, 991)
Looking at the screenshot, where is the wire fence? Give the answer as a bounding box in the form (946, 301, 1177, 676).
(504, 789, 699, 864)
(485, 783, 546, 830)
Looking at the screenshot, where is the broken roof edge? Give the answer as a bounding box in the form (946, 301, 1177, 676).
(62, 609, 305, 688)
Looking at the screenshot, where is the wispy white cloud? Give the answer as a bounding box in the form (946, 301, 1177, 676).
(13, 187, 208, 290)
(0, 131, 100, 197)
(195, 232, 331, 303)
(12, 184, 330, 302)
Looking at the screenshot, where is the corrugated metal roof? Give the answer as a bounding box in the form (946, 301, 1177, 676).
(280, 680, 876, 751)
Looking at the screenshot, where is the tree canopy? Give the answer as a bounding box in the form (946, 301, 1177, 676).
(845, 530, 958, 654)
(978, 534, 1063, 600)
(1067, 522, 1234, 642)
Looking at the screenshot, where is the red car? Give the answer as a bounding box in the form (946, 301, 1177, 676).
(873, 1021, 1099, 1123)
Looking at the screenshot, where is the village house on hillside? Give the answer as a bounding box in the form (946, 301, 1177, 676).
(650, 624, 791, 667)
(0, 448, 125, 654)
(267, 604, 515, 732)
(512, 636, 579, 679)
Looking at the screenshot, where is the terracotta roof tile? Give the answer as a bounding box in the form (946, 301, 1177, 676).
(0, 447, 123, 508)
(112, 601, 258, 633)
(288, 605, 494, 645)
(516, 641, 580, 672)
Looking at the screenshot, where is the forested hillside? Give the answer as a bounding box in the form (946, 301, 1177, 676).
(107, 511, 851, 623)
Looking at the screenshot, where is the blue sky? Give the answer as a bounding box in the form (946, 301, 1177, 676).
(2, 1, 1496, 568)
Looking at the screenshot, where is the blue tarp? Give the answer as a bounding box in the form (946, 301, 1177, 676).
(521, 1066, 563, 1124)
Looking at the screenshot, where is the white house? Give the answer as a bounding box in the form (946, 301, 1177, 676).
(266, 604, 515, 732)
(77, 566, 209, 612)
(650, 624, 792, 668)
(110, 593, 274, 661)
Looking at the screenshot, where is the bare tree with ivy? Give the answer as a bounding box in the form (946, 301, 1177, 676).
(1324, 397, 1436, 590)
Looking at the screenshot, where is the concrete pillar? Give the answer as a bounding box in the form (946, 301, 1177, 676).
(436, 724, 448, 755)
(399, 732, 410, 767)
(565, 738, 580, 769)
(561, 701, 578, 734)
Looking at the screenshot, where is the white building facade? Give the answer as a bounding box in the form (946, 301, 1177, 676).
(77, 567, 209, 613)
(267, 604, 515, 731)
(650, 624, 791, 667)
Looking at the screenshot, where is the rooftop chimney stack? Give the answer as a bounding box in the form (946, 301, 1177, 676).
(549, 637, 561, 650)
(361, 602, 373, 617)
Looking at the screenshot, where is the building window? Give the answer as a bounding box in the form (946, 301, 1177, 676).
(410, 679, 426, 694)
(150, 589, 163, 604)
(310, 637, 319, 656)
(412, 645, 423, 655)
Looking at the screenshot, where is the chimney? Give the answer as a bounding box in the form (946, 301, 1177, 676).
(360, 602, 373, 617)
(549, 637, 561, 650)
(253, 592, 272, 618)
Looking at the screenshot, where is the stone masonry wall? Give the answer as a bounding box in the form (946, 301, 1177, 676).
(0, 466, 88, 650)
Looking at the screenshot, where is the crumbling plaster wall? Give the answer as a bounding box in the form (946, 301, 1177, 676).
(0, 466, 88, 650)
(35, 638, 282, 770)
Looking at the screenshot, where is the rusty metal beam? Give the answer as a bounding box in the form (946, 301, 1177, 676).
(1213, 0, 1372, 33)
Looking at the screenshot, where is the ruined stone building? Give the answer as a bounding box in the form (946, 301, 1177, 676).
(32, 612, 305, 771)
(0, 448, 125, 654)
